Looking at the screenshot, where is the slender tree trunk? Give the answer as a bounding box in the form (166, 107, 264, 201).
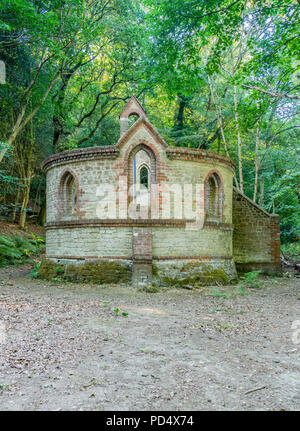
(37, 197, 46, 226)
(217, 128, 221, 153)
(19, 176, 31, 229)
(208, 76, 239, 189)
(233, 85, 244, 193)
(258, 177, 264, 206)
(173, 94, 187, 131)
(32, 180, 41, 215)
(19, 114, 34, 229)
(12, 186, 21, 222)
(253, 114, 260, 203)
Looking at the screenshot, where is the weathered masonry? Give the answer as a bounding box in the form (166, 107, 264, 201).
(42, 96, 281, 286)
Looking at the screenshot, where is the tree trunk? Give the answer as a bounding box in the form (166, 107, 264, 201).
(173, 94, 187, 131)
(12, 186, 21, 222)
(19, 176, 31, 229)
(18, 114, 34, 229)
(253, 114, 260, 203)
(259, 177, 264, 206)
(233, 85, 244, 193)
(37, 197, 46, 226)
(208, 76, 239, 189)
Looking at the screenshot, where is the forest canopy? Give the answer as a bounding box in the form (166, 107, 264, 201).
(0, 0, 299, 242)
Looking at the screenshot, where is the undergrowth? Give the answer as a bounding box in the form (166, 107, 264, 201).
(0, 232, 45, 268)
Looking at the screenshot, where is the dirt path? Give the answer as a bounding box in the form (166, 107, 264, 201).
(0, 265, 299, 411)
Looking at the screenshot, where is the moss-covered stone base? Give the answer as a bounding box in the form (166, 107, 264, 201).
(152, 259, 237, 287)
(38, 259, 131, 284)
(235, 262, 282, 276)
(38, 257, 237, 287)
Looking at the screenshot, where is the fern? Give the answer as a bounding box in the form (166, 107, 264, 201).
(0, 233, 44, 267)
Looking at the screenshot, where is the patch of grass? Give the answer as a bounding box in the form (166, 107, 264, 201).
(140, 348, 153, 354)
(237, 286, 249, 296)
(214, 322, 233, 331)
(208, 288, 233, 298)
(240, 270, 262, 289)
(112, 308, 128, 317)
(30, 262, 41, 279)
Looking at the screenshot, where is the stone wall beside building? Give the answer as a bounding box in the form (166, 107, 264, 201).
(232, 188, 281, 274)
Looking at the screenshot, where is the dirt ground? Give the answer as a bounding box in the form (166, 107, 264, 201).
(0, 265, 299, 411)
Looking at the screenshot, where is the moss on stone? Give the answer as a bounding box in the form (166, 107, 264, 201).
(161, 268, 229, 287)
(38, 259, 131, 284)
(201, 268, 229, 284)
(181, 262, 212, 272)
(152, 263, 159, 276)
(64, 260, 131, 284)
(37, 259, 65, 281)
(156, 262, 230, 287)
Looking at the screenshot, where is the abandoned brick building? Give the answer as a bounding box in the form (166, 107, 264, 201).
(42, 96, 281, 286)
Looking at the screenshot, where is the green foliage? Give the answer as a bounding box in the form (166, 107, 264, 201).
(30, 262, 41, 279)
(240, 271, 262, 289)
(209, 288, 233, 298)
(0, 233, 45, 267)
(281, 242, 300, 258)
(237, 286, 248, 296)
(0, 384, 10, 391)
(0, 0, 298, 245)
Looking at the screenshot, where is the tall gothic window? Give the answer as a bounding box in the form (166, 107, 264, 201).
(205, 172, 222, 220)
(59, 171, 78, 216)
(128, 144, 156, 218)
(140, 165, 149, 189)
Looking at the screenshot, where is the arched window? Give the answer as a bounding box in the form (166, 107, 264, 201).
(128, 113, 140, 128)
(128, 144, 156, 217)
(205, 172, 222, 220)
(59, 171, 78, 216)
(70, 178, 77, 213)
(140, 165, 149, 189)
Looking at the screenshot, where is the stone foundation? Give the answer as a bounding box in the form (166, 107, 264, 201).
(38, 258, 132, 284)
(39, 256, 237, 287)
(152, 258, 237, 287)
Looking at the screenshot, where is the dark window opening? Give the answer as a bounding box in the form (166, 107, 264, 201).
(206, 173, 222, 220)
(140, 166, 149, 189)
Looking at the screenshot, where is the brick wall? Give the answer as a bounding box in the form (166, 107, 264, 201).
(132, 227, 152, 286)
(232, 188, 281, 274)
(44, 119, 238, 285)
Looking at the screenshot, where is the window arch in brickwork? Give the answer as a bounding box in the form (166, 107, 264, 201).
(205, 172, 222, 221)
(59, 171, 78, 216)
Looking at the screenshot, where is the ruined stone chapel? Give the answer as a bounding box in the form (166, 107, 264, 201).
(42, 97, 280, 286)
